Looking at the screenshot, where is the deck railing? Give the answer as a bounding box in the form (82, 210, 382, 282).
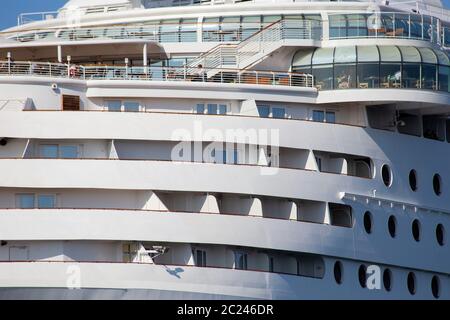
(0, 61, 315, 88)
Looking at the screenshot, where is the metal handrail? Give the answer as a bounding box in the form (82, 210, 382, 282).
(0, 61, 315, 88)
(187, 19, 321, 72)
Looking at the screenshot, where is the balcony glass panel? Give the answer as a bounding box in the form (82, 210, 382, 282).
(378, 46, 401, 62)
(358, 63, 380, 88)
(422, 64, 437, 90)
(347, 14, 367, 37)
(60, 145, 78, 159)
(438, 66, 449, 92)
(38, 195, 55, 209)
(335, 64, 356, 89)
(123, 102, 140, 112)
(107, 100, 122, 112)
(410, 15, 423, 39)
(39, 145, 58, 158)
(180, 19, 197, 42)
(313, 65, 333, 90)
(399, 46, 421, 63)
(203, 17, 220, 42)
(329, 14, 346, 38)
(241, 16, 261, 40)
(402, 63, 421, 88)
(357, 46, 379, 62)
(257, 105, 270, 118)
(334, 46, 356, 63)
(18, 194, 35, 209)
(221, 17, 241, 41)
(380, 64, 402, 88)
(160, 20, 180, 43)
(272, 107, 286, 119)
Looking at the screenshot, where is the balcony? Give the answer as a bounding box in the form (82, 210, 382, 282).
(0, 61, 315, 89)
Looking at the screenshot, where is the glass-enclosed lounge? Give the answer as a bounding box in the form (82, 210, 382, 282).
(292, 45, 450, 92)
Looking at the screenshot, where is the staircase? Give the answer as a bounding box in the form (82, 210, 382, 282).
(187, 19, 319, 77)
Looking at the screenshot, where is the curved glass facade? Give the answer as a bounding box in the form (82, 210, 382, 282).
(329, 13, 440, 43)
(292, 45, 450, 92)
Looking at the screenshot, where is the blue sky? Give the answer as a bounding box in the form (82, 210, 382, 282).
(0, 0, 67, 30)
(0, 0, 450, 30)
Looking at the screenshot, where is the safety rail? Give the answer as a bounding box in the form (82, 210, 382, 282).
(188, 19, 321, 73)
(0, 61, 315, 88)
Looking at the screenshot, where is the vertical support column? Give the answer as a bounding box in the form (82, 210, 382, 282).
(143, 43, 148, 75)
(321, 12, 329, 41)
(57, 45, 63, 63)
(197, 16, 203, 43)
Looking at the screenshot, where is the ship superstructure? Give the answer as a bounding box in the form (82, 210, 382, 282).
(0, 0, 449, 299)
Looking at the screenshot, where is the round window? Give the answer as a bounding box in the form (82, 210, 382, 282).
(334, 261, 343, 285)
(407, 272, 416, 295)
(382, 165, 392, 187)
(433, 174, 442, 196)
(409, 170, 417, 191)
(388, 215, 397, 238)
(383, 269, 392, 292)
(363, 211, 373, 234)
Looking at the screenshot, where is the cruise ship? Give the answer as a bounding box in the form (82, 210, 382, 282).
(0, 0, 449, 300)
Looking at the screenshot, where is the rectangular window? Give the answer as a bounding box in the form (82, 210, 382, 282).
(107, 100, 122, 112)
(17, 194, 35, 209)
(313, 110, 325, 122)
(257, 105, 270, 118)
(38, 195, 56, 209)
(207, 104, 218, 115)
(194, 249, 207, 267)
(272, 107, 286, 119)
(60, 145, 78, 159)
(196, 104, 205, 114)
(39, 145, 58, 158)
(233, 149, 239, 164)
(218, 104, 227, 115)
(234, 251, 248, 270)
(325, 111, 336, 123)
(215, 150, 227, 164)
(269, 257, 274, 272)
(122, 243, 137, 263)
(123, 101, 140, 112)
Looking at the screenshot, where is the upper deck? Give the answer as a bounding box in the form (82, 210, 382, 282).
(12, 0, 450, 28)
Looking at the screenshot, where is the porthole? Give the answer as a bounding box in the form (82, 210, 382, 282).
(383, 269, 392, 292)
(436, 224, 445, 246)
(412, 219, 421, 242)
(334, 261, 343, 285)
(431, 276, 440, 299)
(363, 211, 373, 234)
(358, 265, 367, 288)
(407, 272, 416, 295)
(388, 215, 397, 238)
(409, 170, 418, 192)
(381, 165, 392, 187)
(433, 174, 442, 196)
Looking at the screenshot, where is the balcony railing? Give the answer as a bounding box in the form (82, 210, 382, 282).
(0, 61, 315, 88)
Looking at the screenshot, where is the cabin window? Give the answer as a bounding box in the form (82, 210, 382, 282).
(234, 251, 248, 270)
(194, 249, 207, 267)
(39, 145, 59, 158)
(17, 194, 35, 209)
(107, 100, 122, 112)
(37, 195, 56, 209)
